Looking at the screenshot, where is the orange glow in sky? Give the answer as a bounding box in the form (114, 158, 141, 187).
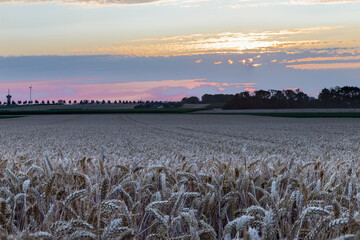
(0, 0, 359, 100)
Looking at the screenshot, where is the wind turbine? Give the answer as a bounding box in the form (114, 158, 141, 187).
(29, 85, 32, 103)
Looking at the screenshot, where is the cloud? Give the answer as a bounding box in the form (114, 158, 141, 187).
(214, 61, 222, 65)
(317, 0, 360, 3)
(3, 25, 357, 57)
(71, 26, 350, 58)
(228, 59, 234, 64)
(283, 54, 360, 69)
(286, 62, 360, 70)
(0, 78, 201, 101)
(244, 88, 257, 93)
(1, 53, 359, 101)
(0, 0, 210, 7)
(195, 59, 202, 63)
(228, 0, 360, 8)
(0, 0, 170, 5)
(240, 57, 264, 67)
(286, 55, 360, 63)
(0, 77, 258, 101)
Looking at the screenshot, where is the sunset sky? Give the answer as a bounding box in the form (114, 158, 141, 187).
(0, 0, 360, 101)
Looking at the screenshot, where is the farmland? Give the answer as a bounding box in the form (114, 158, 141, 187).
(0, 114, 359, 239)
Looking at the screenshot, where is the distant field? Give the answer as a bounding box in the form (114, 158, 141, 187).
(0, 107, 203, 115)
(253, 112, 360, 118)
(2, 105, 360, 118)
(197, 108, 360, 113)
(201, 112, 360, 118)
(0, 103, 139, 111)
(0, 114, 359, 239)
(197, 108, 360, 117)
(0, 103, 209, 115)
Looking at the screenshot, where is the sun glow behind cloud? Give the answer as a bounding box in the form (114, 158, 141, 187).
(4, 25, 355, 58)
(84, 26, 347, 57)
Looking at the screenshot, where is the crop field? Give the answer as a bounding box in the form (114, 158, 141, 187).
(0, 114, 360, 239)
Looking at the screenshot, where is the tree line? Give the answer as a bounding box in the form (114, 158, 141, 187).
(181, 86, 360, 109)
(0, 99, 141, 106)
(3, 86, 359, 109)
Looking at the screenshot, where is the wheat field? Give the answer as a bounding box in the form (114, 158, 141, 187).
(0, 114, 359, 240)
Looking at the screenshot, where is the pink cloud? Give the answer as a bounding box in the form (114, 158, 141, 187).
(1, 78, 248, 102)
(244, 88, 257, 93)
(286, 55, 360, 63)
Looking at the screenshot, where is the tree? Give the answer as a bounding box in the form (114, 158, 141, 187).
(318, 86, 360, 107)
(181, 96, 201, 104)
(295, 89, 309, 107)
(18, 100, 22, 105)
(254, 90, 270, 99)
(283, 89, 297, 101)
(223, 88, 310, 109)
(202, 94, 235, 106)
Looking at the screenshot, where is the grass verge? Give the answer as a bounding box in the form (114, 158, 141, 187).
(200, 112, 360, 118)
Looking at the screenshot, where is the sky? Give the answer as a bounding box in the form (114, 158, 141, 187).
(0, 0, 359, 101)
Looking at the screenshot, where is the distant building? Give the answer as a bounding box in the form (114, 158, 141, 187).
(6, 90, 12, 105)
